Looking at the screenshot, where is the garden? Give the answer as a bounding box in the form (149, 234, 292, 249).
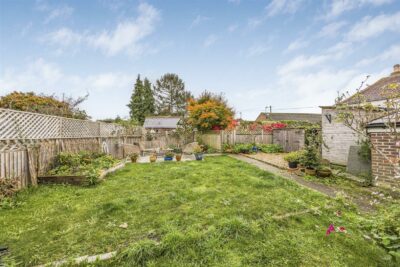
(0, 156, 399, 266)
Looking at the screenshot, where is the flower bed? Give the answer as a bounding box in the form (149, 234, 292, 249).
(40, 151, 120, 186)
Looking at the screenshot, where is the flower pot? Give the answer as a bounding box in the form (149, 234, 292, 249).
(305, 168, 316, 176)
(288, 161, 298, 169)
(130, 157, 138, 163)
(195, 153, 203, 161)
(164, 156, 173, 161)
(150, 155, 157, 163)
(175, 154, 182, 161)
(252, 146, 259, 153)
(317, 169, 332, 177)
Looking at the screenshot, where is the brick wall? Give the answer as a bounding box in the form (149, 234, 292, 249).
(369, 132, 399, 187)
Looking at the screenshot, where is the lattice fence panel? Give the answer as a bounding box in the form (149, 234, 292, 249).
(0, 108, 135, 139)
(61, 118, 100, 138)
(0, 108, 61, 139)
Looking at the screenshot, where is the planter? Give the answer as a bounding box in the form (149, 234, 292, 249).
(130, 156, 138, 163)
(252, 146, 259, 153)
(175, 154, 182, 161)
(195, 153, 203, 161)
(150, 155, 157, 163)
(317, 169, 332, 177)
(305, 168, 316, 176)
(288, 161, 298, 169)
(164, 156, 173, 161)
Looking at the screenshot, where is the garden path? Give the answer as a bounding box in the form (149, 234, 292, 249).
(229, 154, 373, 212)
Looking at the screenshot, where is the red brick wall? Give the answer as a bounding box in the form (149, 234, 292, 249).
(369, 132, 399, 187)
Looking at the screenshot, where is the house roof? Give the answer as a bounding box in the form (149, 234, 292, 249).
(143, 117, 180, 129)
(256, 112, 321, 123)
(366, 112, 400, 129)
(342, 64, 400, 105)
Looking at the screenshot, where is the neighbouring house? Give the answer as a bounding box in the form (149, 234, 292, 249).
(255, 112, 321, 123)
(143, 116, 181, 133)
(321, 64, 400, 166)
(367, 115, 399, 187)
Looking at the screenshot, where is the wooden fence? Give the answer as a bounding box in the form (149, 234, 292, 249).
(0, 108, 143, 188)
(200, 128, 304, 152)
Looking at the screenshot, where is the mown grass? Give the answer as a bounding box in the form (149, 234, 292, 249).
(0, 156, 394, 266)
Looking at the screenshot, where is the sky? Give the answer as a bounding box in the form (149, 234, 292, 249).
(0, 0, 399, 120)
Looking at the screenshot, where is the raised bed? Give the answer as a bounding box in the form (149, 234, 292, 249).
(38, 161, 126, 185)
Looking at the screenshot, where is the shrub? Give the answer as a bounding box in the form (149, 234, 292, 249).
(193, 145, 203, 154)
(300, 143, 320, 169)
(0, 178, 19, 201)
(284, 150, 305, 163)
(222, 143, 234, 153)
(233, 144, 253, 154)
(258, 144, 283, 153)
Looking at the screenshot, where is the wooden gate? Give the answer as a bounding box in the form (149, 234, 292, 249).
(272, 128, 305, 152)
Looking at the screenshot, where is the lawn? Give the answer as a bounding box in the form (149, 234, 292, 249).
(0, 156, 394, 266)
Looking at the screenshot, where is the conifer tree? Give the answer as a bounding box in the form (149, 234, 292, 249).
(127, 75, 145, 124)
(143, 78, 155, 116)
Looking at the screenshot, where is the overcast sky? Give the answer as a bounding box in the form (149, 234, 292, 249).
(1, 0, 399, 120)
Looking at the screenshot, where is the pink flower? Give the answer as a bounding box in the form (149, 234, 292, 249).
(326, 224, 335, 236)
(337, 226, 347, 233)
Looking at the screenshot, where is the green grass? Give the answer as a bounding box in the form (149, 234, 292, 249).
(0, 156, 394, 266)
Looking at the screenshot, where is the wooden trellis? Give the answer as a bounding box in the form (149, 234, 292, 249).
(0, 108, 126, 140)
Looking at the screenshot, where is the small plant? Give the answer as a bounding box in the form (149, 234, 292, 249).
(301, 137, 320, 170)
(165, 151, 174, 158)
(284, 150, 305, 163)
(130, 153, 139, 163)
(193, 145, 203, 154)
(0, 178, 19, 203)
(233, 144, 253, 154)
(258, 144, 283, 153)
(149, 154, 157, 163)
(222, 143, 234, 153)
(84, 167, 100, 186)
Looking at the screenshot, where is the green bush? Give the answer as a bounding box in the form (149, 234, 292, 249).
(233, 144, 254, 154)
(48, 151, 118, 185)
(284, 150, 305, 162)
(258, 144, 283, 153)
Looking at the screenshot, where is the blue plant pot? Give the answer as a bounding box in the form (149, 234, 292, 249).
(195, 154, 203, 161)
(252, 146, 259, 152)
(164, 157, 173, 161)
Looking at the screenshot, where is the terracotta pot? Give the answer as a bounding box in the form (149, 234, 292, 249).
(305, 168, 316, 176)
(317, 169, 332, 177)
(176, 154, 182, 161)
(150, 155, 157, 163)
(130, 156, 138, 163)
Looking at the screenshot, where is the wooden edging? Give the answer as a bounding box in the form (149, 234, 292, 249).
(37, 161, 127, 185)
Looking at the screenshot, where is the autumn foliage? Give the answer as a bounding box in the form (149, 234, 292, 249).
(187, 91, 234, 131)
(0, 91, 89, 119)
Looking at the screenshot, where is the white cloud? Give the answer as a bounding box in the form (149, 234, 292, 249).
(227, 24, 238, 33)
(278, 54, 331, 75)
(325, 0, 393, 19)
(347, 12, 400, 42)
(44, 5, 73, 23)
(0, 58, 134, 119)
(88, 3, 160, 56)
(203, 34, 218, 47)
(356, 44, 400, 66)
(285, 39, 309, 53)
(246, 44, 271, 57)
(190, 15, 211, 28)
(42, 3, 160, 56)
(318, 21, 347, 38)
(44, 27, 83, 46)
(266, 0, 304, 17)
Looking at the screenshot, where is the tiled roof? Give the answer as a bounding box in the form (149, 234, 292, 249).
(342, 71, 400, 104)
(256, 112, 321, 123)
(143, 117, 180, 129)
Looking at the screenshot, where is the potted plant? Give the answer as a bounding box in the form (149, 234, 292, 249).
(317, 167, 332, 177)
(129, 153, 139, 163)
(301, 144, 319, 176)
(149, 153, 157, 163)
(284, 150, 304, 169)
(252, 143, 259, 153)
(193, 145, 203, 160)
(164, 151, 174, 161)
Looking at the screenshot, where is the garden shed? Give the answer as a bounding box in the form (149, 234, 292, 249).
(143, 116, 181, 133)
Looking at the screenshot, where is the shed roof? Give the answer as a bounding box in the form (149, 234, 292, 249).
(143, 117, 180, 129)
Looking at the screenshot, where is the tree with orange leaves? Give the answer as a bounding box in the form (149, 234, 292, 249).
(187, 91, 234, 131)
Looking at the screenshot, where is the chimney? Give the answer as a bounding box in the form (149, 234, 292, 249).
(392, 64, 400, 76)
